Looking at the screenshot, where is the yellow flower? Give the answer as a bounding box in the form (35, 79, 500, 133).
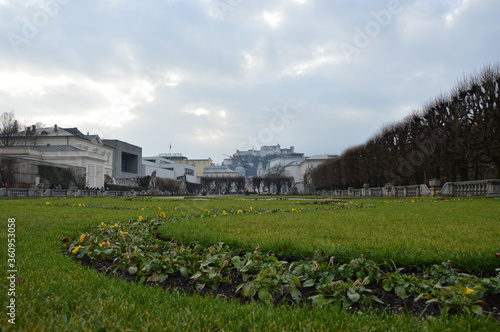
(79, 234, 85, 243)
(141, 208, 145, 211)
(78, 203, 82, 207)
(158, 207, 162, 210)
(159, 212, 166, 218)
(72, 246, 82, 254)
(465, 287, 475, 296)
(101, 222, 107, 228)
(237, 209, 243, 214)
(249, 207, 254, 212)
(213, 215, 217, 218)
(292, 208, 296, 212)
(45, 202, 50, 206)
(223, 210, 227, 215)
(138, 216, 144, 221)
(119, 231, 128, 235)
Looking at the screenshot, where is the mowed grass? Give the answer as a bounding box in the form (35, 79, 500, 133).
(161, 198, 500, 274)
(0, 196, 499, 331)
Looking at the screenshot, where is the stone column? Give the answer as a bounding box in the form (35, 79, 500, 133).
(348, 187, 354, 196)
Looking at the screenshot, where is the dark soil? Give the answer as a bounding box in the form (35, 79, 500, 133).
(76, 255, 500, 320)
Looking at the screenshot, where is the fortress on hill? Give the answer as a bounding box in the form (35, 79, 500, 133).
(223, 144, 302, 178)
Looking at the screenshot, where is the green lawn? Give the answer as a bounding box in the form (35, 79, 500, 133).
(161, 198, 500, 274)
(1, 196, 499, 331)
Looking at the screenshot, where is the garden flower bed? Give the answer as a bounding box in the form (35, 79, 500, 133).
(64, 203, 500, 318)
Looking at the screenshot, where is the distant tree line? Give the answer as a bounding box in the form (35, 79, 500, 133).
(252, 165, 294, 194)
(200, 176, 245, 195)
(312, 63, 500, 190)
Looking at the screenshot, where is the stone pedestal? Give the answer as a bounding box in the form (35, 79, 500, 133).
(385, 184, 393, 197)
(363, 183, 370, 197)
(429, 179, 441, 197)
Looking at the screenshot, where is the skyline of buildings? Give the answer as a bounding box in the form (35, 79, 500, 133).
(0, 124, 336, 192)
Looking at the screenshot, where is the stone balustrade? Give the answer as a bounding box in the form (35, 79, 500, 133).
(0, 188, 136, 198)
(440, 179, 500, 197)
(317, 180, 500, 198)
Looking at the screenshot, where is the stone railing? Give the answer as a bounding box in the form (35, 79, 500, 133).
(391, 184, 431, 198)
(0, 188, 137, 198)
(320, 184, 431, 198)
(440, 179, 500, 197)
(318, 180, 500, 198)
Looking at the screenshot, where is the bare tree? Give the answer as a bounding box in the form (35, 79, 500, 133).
(0, 111, 21, 146)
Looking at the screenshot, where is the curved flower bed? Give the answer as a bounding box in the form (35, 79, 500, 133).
(62, 202, 500, 318)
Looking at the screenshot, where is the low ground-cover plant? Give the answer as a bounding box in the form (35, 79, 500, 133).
(66, 208, 500, 317)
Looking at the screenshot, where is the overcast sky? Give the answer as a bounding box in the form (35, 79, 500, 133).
(1, 0, 499, 164)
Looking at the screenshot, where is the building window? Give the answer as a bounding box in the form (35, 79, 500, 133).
(121, 152, 138, 173)
(97, 167, 103, 178)
(88, 165, 94, 176)
(185, 168, 194, 176)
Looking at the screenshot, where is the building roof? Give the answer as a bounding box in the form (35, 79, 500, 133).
(305, 154, 337, 160)
(18, 125, 103, 144)
(234, 166, 246, 174)
(203, 166, 236, 173)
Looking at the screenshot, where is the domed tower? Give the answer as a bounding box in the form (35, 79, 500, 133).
(234, 166, 246, 177)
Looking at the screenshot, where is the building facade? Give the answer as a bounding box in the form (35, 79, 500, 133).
(2, 125, 113, 188)
(102, 139, 144, 181)
(161, 153, 213, 177)
(142, 156, 198, 184)
(269, 154, 337, 192)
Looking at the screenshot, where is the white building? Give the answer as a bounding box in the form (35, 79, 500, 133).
(270, 154, 337, 192)
(1, 125, 113, 188)
(142, 156, 198, 184)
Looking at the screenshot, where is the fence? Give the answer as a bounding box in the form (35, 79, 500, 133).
(440, 179, 500, 197)
(319, 180, 500, 198)
(0, 188, 137, 198)
(319, 184, 431, 198)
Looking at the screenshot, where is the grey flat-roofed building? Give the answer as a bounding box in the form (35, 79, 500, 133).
(102, 139, 145, 179)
